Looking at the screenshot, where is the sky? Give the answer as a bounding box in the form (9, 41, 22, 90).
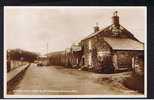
(4, 7, 146, 55)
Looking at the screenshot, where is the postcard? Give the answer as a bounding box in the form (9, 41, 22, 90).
(4, 6, 147, 98)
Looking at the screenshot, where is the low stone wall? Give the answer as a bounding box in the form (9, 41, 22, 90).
(7, 60, 29, 72)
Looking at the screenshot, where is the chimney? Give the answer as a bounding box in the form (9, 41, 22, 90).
(94, 22, 99, 33)
(112, 11, 120, 26)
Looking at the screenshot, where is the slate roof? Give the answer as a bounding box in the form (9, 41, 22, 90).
(104, 37, 144, 50)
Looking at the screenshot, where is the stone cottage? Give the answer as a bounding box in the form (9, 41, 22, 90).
(79, 11, 144, 73)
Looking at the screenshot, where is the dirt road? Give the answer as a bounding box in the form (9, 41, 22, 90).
(9, 64, 141, 95)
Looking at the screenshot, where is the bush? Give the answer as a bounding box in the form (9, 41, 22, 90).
(123, 72, 144, 93)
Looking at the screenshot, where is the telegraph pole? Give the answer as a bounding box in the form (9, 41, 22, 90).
(46, 42, 49, 66)
(46, 42, 48, 55)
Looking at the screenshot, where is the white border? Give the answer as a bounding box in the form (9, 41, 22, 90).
(4, 6, 147, 98)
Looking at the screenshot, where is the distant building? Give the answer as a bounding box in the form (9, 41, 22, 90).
(79, 11, 144, 73)
(47, 51, 66, 66)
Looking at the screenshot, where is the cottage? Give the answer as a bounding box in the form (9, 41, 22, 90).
(80, 11, 144, 73)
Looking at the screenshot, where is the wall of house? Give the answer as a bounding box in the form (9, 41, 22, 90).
(115, 51, 132, 69)
(81, 39, 90, 67)
(113, 50, 144, 71)
(134, 54, 144, 76)
(81, 35, 112, 72)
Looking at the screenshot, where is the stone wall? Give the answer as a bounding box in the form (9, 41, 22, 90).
(7, 60, 29, 72)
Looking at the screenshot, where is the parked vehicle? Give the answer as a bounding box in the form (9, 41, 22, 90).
(37, 62, 43, 66)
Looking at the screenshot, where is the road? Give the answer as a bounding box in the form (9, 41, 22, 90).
(10, 64, 141, 95)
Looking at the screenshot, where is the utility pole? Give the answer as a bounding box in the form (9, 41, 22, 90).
(46, 42, 49, 66)
(46, 42, 48, 55)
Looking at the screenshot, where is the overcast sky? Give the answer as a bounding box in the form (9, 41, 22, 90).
(4, 7, 146, 55)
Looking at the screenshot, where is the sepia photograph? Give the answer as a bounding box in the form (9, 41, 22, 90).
(4, 6, 146, 98)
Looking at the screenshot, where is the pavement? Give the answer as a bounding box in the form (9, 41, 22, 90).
(8, 64, 142, 95)
(7, 64, 30, 82)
